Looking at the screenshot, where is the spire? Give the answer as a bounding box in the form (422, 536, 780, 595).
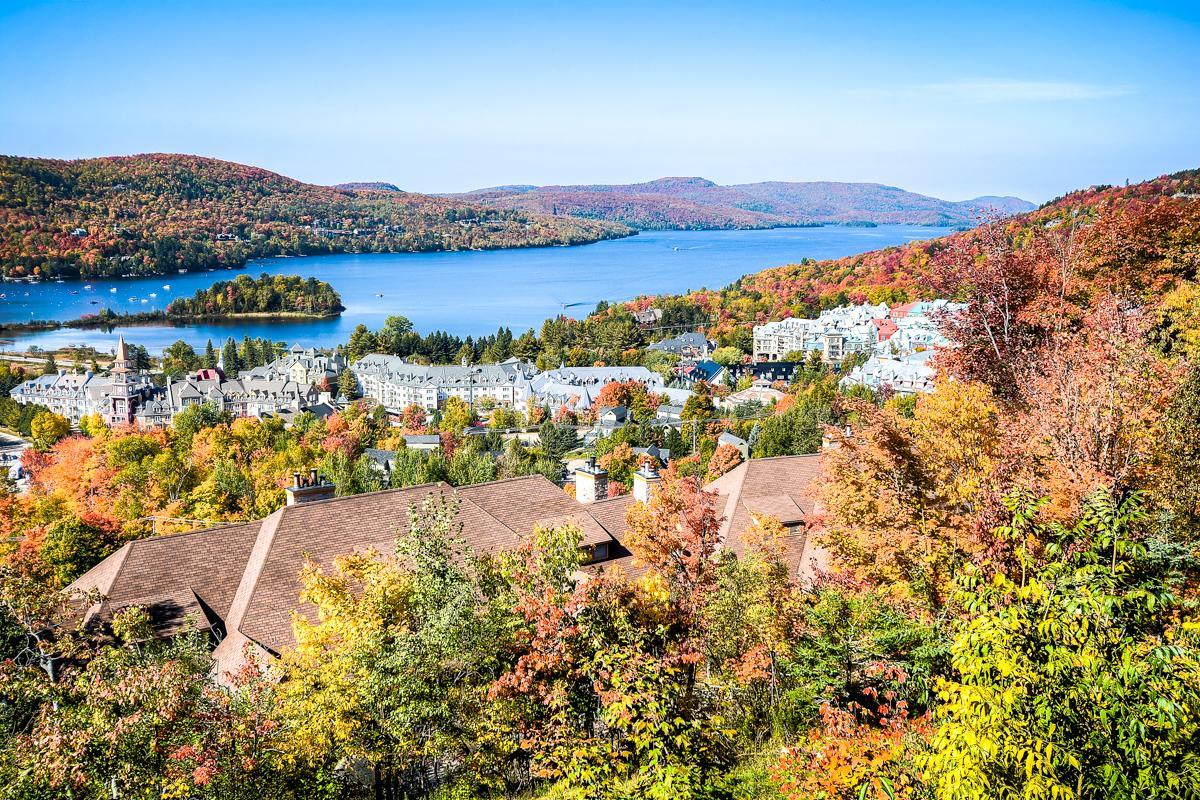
(112, 335, 132, 375)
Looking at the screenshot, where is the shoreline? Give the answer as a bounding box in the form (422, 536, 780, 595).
(0, 225, 638, 286)
(0, 221, 956, 290)
(0, 310, 343, 335)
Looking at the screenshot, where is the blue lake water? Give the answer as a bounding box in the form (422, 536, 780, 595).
(0, 226, 950, 355)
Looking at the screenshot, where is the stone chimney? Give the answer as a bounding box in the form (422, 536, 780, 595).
(632, 463, 661, 504)
(574, 457, 608, 504)
(285, 468, 336, 506)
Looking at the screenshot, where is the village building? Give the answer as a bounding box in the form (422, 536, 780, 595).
(240, 344, 347, 387)
(839, 350, 937, 395)
(11, 337, 320, 427)
(352, 357, 692, 415)
(647, 331, 714, 359)
(721, 379, 786, 410)
(675, 359, 729, 388)
(350, 355, 537, 412)
(753, 303, 889, 363)
(751, 300, 965, 381)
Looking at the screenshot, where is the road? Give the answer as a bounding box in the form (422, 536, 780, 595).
(0, 352, 101, 368)
(0, 430, 31, 492)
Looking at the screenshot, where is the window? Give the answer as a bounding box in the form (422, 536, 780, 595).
(588, 542, 610, 563)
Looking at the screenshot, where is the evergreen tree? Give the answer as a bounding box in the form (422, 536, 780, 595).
(337, 369, 359, 399)
(221, 338, 241, 374)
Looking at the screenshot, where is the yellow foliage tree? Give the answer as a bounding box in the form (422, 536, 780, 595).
(818, 380, 1002, 609)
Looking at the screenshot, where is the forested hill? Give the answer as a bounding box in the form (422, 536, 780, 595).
(609, 168, 1200, 339)
(444, 176, 1035, 230)
(0, 154, 632, 280)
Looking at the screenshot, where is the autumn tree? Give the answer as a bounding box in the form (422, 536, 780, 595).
(819, 381, 1002, 608)
(625, 463, 725, 657)
(705, 441, 743, 481)
(491, 522, 734, 798)
(278, 495, 509, 792)
(923, 490, 1200, 799)
(1014, 296, 1173, 512)
(29, 411, 69, 451)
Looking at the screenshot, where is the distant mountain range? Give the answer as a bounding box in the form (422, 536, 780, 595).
(424, 177, 1034, 230)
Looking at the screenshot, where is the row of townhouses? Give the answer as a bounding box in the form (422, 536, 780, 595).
(752, 300, 963, 365)
(70, 454, 826, 678)
(351, 356, 693, 413)
(11, 337, 320, 427)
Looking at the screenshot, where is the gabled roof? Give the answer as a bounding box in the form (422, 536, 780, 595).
(71, 457, 828, 676)
(72, 474, 627, 669)
(705, 454, 827, 577)
(72, 521, 262, 637)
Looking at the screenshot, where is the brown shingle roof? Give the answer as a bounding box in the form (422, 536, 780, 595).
(706, 454, 826, 577)
(70, 457, 827, 673)
(71, 520, 261, 636)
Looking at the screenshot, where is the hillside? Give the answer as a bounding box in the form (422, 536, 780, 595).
(609, 169, 1200, 338)
(0, 154, 632, 280)
(445, 176, 1034, 229)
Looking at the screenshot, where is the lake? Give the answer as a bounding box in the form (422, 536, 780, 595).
(0, 225, 951, 355)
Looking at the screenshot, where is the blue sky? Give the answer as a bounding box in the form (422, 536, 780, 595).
(1, 0, 1197, 202)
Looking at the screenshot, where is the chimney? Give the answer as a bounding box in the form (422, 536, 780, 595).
(573, 457, 608, 504)
(821, 423, 853, 451)
(285, 469, 336, 506)
(632, 463, 660, 504)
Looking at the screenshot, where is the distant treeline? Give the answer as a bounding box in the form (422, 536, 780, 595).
(343, 293, 716, 372)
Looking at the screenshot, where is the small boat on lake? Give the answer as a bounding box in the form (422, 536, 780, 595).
(110, 288, 118, 293)
(83, 284, 93, 290)
(162, 284, 171, 290)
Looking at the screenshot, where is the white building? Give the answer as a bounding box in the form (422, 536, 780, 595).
(840, 350, 937, 396)
(753, 300, 965, 367)
(350, 355, 538, 412)
(753, 303, 889, 363)
(529, 366, 668, 412)
(351, 357, 690, 415)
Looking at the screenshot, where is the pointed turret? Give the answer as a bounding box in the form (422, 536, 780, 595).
(107, 335, 139, 425)
(111, 335, 132, 374)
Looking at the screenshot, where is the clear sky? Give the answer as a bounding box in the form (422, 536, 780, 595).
(1, 0, 1197, 202)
